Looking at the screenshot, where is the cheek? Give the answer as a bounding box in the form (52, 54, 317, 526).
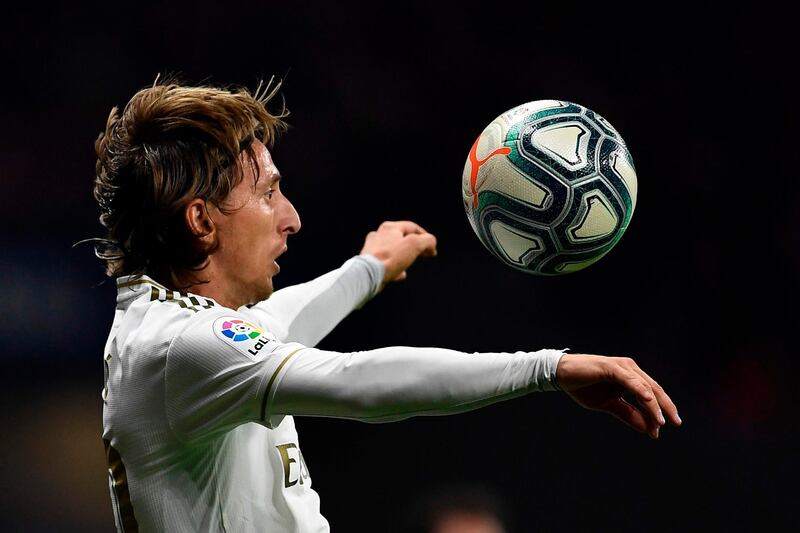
(253, 208, 277, 247)
(261, 204, 278, 233)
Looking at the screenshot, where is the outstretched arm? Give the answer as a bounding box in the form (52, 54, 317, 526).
(269, 347, 681, 439)
(271, 345, 564, 422)
(166, 313, 680, 441)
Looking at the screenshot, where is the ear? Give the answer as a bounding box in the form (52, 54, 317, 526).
(184, 198, 216, 251)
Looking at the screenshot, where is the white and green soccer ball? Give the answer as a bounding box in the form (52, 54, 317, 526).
(462, 100, 638, 275)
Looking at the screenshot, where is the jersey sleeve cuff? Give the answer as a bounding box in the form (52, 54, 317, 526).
(534, 348, 568, 392)
(353, 254, 385, 308)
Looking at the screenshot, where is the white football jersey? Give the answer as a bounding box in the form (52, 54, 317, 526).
(102, 256, 384, 532)
(102, 255, 565, 532)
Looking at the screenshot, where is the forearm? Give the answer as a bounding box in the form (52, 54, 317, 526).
(242, 255, 384, 346)
(271, 346, 565, 422)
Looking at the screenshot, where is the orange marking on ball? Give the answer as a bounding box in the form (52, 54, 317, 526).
(468, 136, 511, 208)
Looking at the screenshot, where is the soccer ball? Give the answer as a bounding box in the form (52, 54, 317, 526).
(462, 100, 637, 275)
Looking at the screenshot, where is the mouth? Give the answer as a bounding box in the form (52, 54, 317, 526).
(273, 245, 288, 273)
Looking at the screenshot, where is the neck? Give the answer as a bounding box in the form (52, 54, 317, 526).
(173, 263, 245, 310)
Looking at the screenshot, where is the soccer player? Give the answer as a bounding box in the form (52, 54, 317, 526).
(93, 79, 681, 532)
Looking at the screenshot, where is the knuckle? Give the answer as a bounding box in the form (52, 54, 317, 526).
(641, 384, 656, 400)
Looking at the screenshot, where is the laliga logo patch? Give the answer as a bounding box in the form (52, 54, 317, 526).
(214, 317, 277, 359)
(220, 319, 262, 342)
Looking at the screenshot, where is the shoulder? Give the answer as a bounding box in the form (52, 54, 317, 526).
(116, 289, 210, 357)
(125, 283, 277, 349)
(122, 284, 220, 335)
(210, 314, 275, 350)
(167, 305, 286, 365)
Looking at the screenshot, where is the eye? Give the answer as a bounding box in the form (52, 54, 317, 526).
(264, 188, 274, 200)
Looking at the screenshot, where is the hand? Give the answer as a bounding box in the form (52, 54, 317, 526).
(360, 220, 437, 285)
(555, 353, 682, 439)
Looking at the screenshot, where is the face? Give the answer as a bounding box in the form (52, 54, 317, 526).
(209, 140, 300, 305)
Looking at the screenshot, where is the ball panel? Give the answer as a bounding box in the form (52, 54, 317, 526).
(477, 205, 556, 272)
(488, 220, 545, 266)
(530, 122, 591, 170)
(566, 190, 619, 242)
(517, 115, 602, 183)
(554, 177, 627, 251)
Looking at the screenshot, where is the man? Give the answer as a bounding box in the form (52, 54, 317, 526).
(94, 79, 681, 532)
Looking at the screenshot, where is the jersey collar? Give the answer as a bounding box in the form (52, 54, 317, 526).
(115, 275, 219, 312)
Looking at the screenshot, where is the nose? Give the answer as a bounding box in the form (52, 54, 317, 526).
(279, 195, 301, 235)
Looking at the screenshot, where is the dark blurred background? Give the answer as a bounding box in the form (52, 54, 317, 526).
(1, 1, 796, 531)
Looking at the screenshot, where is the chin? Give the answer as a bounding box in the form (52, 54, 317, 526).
(257, 278, 275, 301)
(239, 279, 273, 308)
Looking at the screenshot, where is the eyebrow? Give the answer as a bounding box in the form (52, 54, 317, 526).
(257, 172, 280, 191)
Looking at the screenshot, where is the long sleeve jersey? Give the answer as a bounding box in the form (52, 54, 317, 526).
(101, 255, 564, 532)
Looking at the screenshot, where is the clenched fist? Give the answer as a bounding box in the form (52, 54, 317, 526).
(360, 220, 437, 284)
